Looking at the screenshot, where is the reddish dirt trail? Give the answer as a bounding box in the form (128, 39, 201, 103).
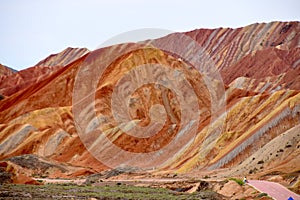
(248, 180, 300, 200)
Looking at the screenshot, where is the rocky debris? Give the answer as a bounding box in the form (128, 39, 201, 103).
(85, 166, 141, 184)
(158, 180, 212, 193)
(218, 180, 243, 197)
(3, 154, 96, 179)
(0, 162, 13, 184)
(0, 161, 40, 184)
(218, 180, 258, 199)
(189, 190, 228, 200)
(6, 154, 67, 174)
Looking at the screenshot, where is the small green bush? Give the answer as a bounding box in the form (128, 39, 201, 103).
(257, 192, 268, 198)
(228, 178, 244, 186)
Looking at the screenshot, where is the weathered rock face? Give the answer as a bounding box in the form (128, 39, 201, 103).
(0, 65, 63, 96)
(0, 64, 15, 79)
(35, 47, 90, 67)
(186, 21, 300, 70)
(222, 48, 300, 91)
(0, 47, 89, 97)
(0, 21, 299, 180)
(0, 161, 40, 184)
(0, 64, 16, 95)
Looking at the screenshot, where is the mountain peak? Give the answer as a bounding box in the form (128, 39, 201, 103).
(35, 47, 90, 67)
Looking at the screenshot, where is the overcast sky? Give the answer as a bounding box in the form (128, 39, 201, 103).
(1, 0, 299, 70)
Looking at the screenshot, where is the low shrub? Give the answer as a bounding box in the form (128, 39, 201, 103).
(257, 192, 268, 198)
(228, 178, 244, 186)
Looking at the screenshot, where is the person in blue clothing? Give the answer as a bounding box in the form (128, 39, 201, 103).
(243, 177, 248, 183)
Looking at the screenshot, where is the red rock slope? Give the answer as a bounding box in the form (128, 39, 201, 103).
(0, 21, 299, 182)
(0, 48, 89, 97)
(0, 64, 15, 79)
(35, 47, 90, 67)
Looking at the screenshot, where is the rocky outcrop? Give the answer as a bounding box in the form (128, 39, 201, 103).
(0, 161, 40, 184)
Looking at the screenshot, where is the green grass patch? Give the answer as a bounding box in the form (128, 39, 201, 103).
(0, 183, 218, 200)
(228, 178, 244, 186)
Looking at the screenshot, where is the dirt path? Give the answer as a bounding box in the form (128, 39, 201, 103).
(34, 178, 86, 184)
(248, 180, 300, 200)
(35, 177, 187, 184)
